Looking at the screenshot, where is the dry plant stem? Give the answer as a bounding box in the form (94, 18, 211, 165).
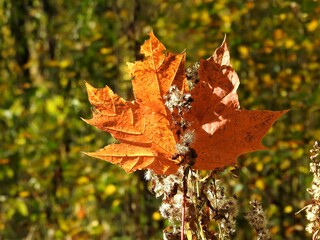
(246, 200, 271, 240)
(151, 166, 237, 240)
(302, 141, 320, 239)
(196, 170, 200, 197)
(181, 166, 189, 240)
(193, 170, 206, 240)
(212, 179, 223, 239)
(181, 192, 186, 240)
(198, 213, 207, 240)
(195, 170, 207, 240)
(181, 167, 208, 240)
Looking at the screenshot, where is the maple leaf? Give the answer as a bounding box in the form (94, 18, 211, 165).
(184, 38, 288, 170)
(83, 32, 287, 175)
(82, 32, 185, 175)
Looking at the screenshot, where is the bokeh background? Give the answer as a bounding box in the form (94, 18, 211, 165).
(1, 0, 320, 239)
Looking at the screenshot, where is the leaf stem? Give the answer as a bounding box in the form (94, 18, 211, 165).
(181, 193, 186, 240)
(196, 170, 200, 197)
(181, 166, 189, 240)
(212, 178, 223, 240)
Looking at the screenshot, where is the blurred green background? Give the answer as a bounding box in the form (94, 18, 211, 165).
(0, 0, 319, 239)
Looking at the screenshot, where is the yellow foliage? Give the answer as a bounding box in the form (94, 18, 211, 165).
(302, 39, 314, 51)
(77, 176, 90, 185)
(58, 218, 70, 232)
(291, 75, 302, 90)
(250, 193, 262, 201)
(112, 199, 121, 208)
(285, 39, 295, 49)
(273, 29, 285, 40)
(263, 39, 274, 54)
(105, 55, 117, 64)
(197, 49, 207, 58)
(268, 204, 279, 219)
(279, 13, 287, 21)
(152, 211, 161, 221)
(56, 187, 71, 198)
(308, 62, 319, 71)
(16, 200, 29, 217)
(46, 95, 64, 116)
(255, 162, 264, 172)
(298, 166, 309, 174)
(255, 179, 265, 190)
(280, 89, 288, 97)
(19, 191, 30, 198)
(200, 10, 211, 25)
(104, 184, 117, 197)
(262, 73, 273, 87)
(16, 136, 26, 146)
(238, 45, 249, 59)
(100, 48, 112, 55)
(294, 148, 305, 159)
(280, 159, 290, 170)
(307, 19, 318, 32)
(284, 205, 293, 214)
(120, 9, 129, 19)
(59, 60, 71, 68)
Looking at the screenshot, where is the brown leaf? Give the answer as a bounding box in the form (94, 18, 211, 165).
(185, 39, 288, 170)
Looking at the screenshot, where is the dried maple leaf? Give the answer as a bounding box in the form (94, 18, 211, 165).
(184, 39, 288, 170)
(83, 32, 287, 175)
(82, 32, 185, 175)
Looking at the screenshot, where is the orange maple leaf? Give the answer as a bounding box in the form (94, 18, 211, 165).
(83, 32, 184, 175)
(83, 32, 287, 175)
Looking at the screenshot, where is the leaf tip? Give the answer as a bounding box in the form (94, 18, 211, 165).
(80, 117, 93, 126)
(222, 34, 227, 45)
(81, 151, 91, 157)
(84, 81, 96, 94)
(148, 30, 155, 38)
(282, 109, 291, 114)
(275, 109, 290, 120)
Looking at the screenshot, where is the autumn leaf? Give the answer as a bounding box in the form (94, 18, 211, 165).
(184, 39, 288, 170)
(82, 32, 185, 175)
(83, 32, 287, 175)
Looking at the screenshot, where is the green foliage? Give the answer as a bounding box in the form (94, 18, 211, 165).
(0, 0, 319, 239)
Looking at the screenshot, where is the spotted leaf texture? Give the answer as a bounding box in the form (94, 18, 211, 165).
(83, 32, 287, 175)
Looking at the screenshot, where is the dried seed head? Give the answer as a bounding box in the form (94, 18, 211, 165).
(175, 143, 190, 156)
(181, 130, 195, 145)
(144, 169, 153, 181)
(164, 85, 193, 114)
(186, 62, 200, 90)
(246, 200, 271, 240)
(304, 141, 320, 237)
(164, 85, 182, 112)
(159, 202, 172, 219)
